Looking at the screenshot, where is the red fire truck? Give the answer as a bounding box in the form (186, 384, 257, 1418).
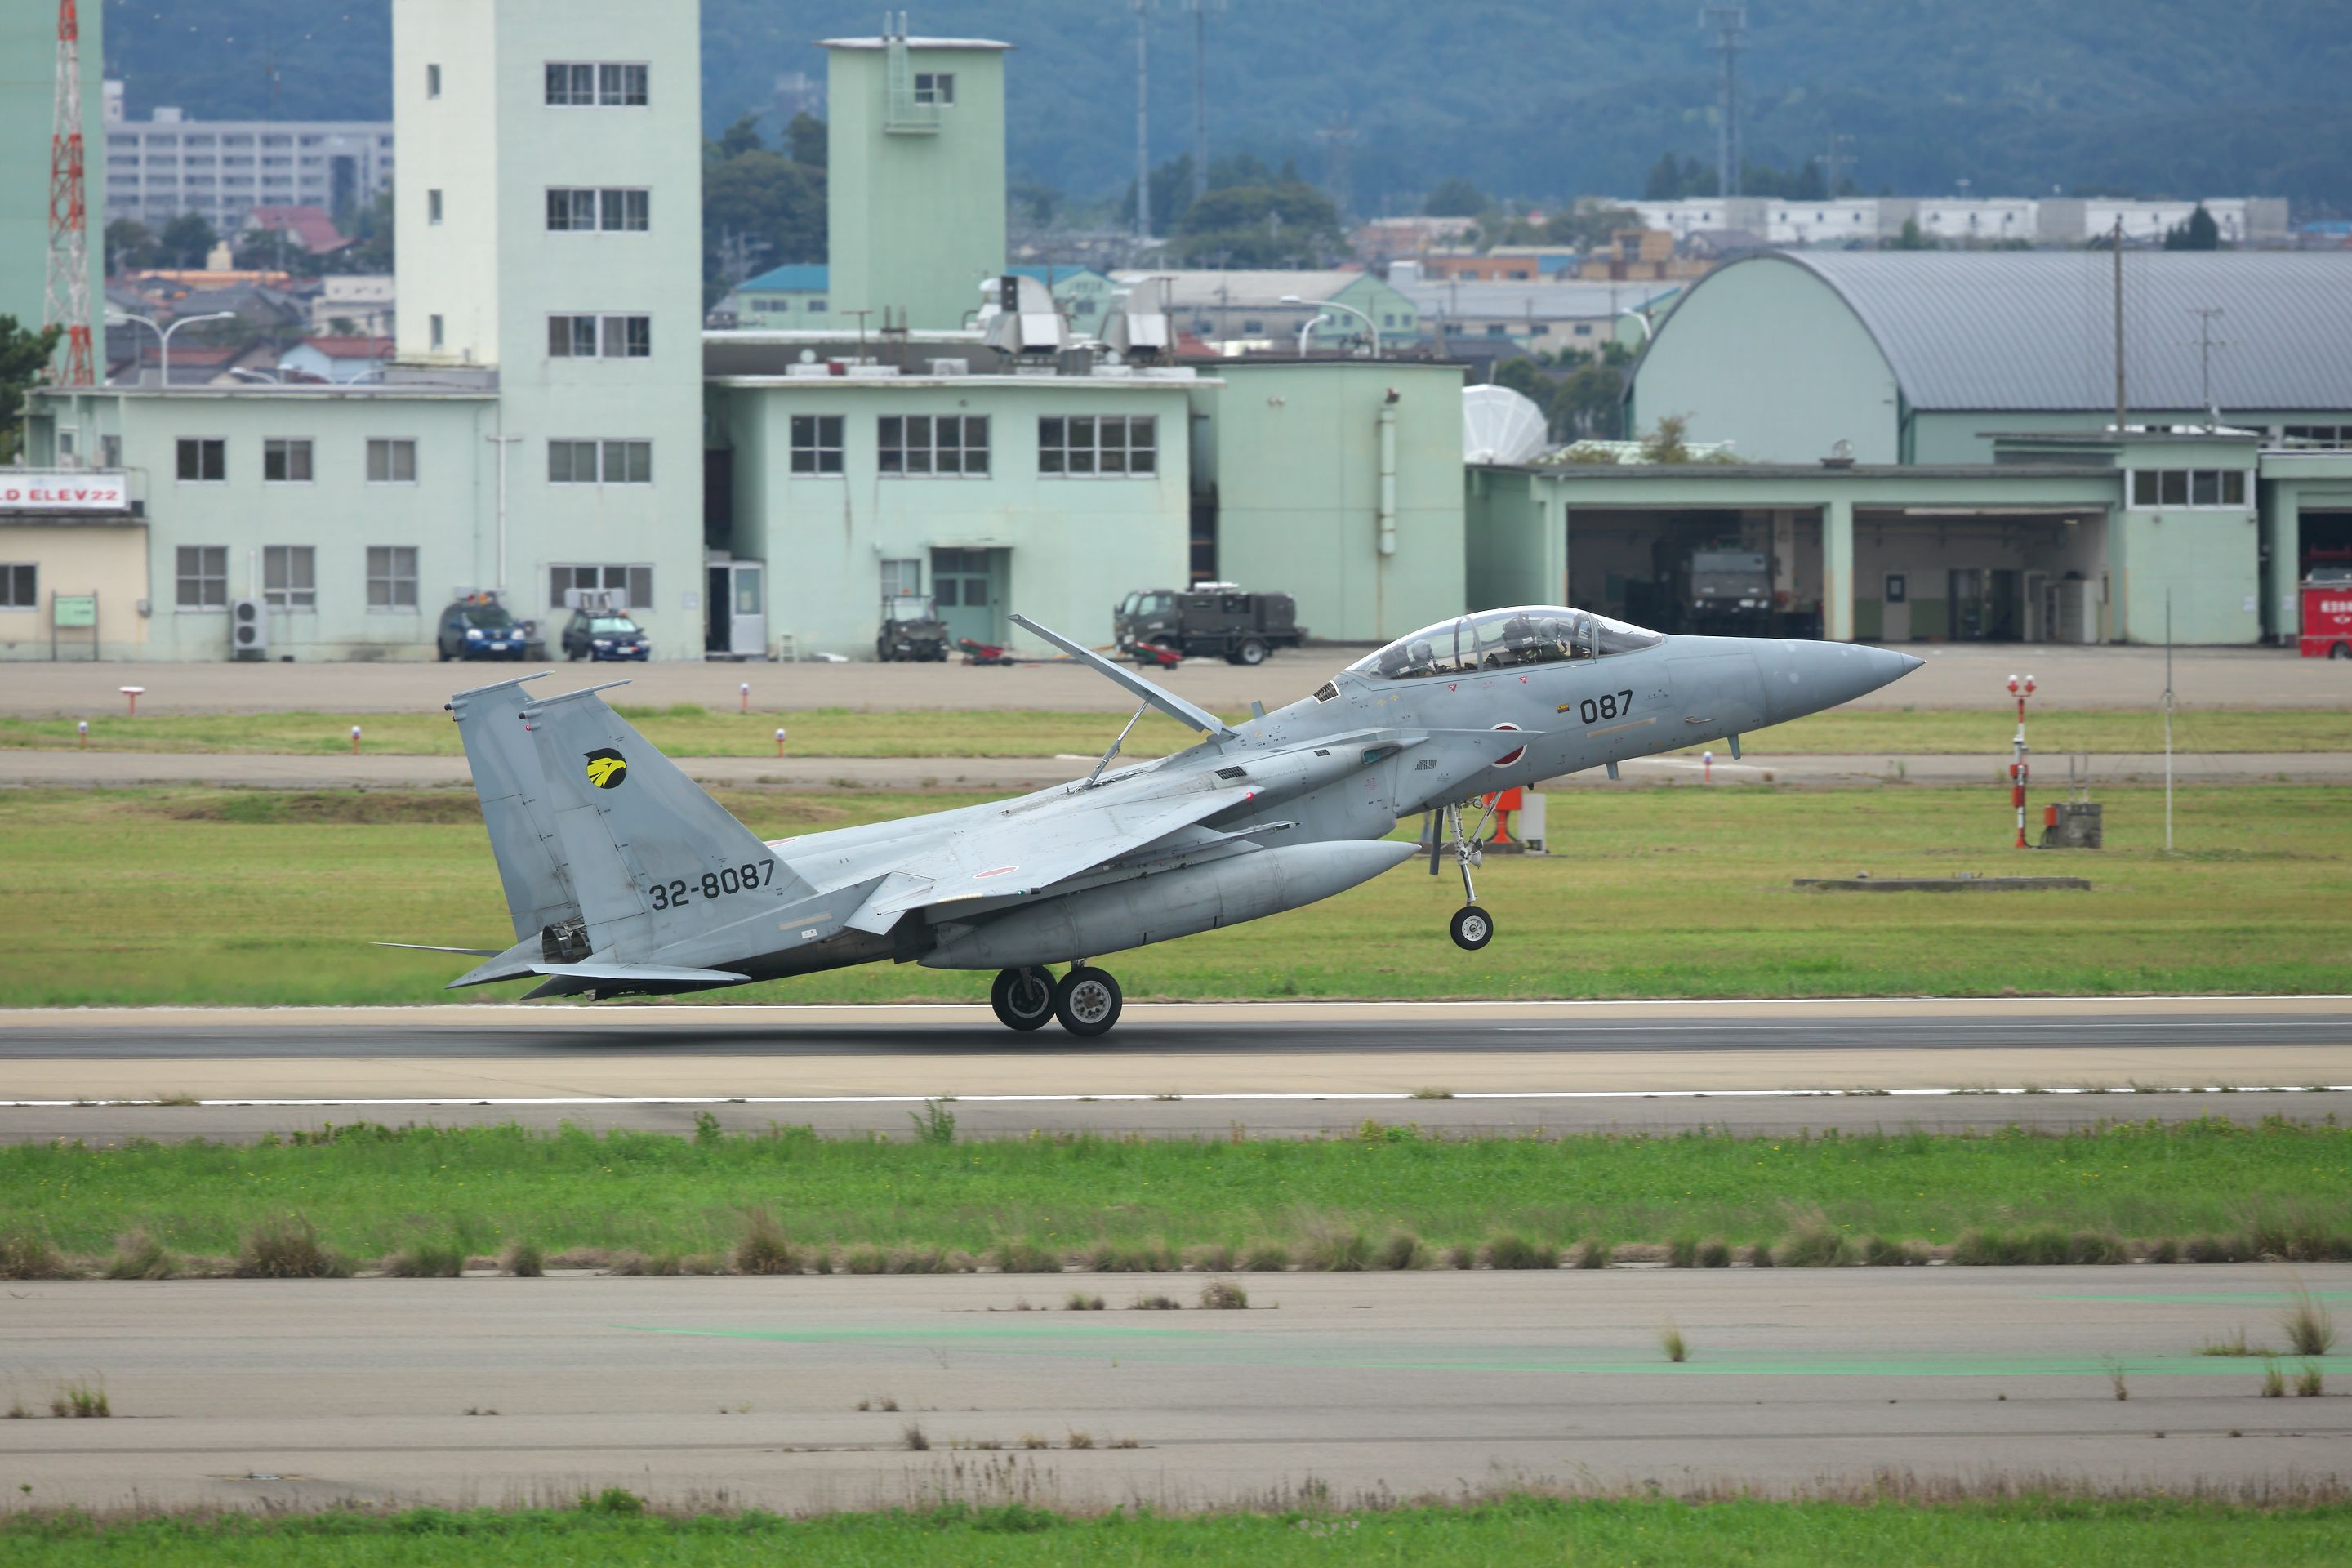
(2301, 567, 2352, 659)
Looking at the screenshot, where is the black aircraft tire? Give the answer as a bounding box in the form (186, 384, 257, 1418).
(1054, 966, 1123, 1037)
(1450, 905, 1495, 951)
(990, 967, 1057, 1031)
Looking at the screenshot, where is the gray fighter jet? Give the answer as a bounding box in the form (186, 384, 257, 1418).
(401, 607, 1918, 1036)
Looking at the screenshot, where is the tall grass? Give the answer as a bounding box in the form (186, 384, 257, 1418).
(2, 1117, 2342, 1271)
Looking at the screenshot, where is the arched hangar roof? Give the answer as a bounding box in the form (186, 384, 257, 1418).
(1661, 251, 2352, 413)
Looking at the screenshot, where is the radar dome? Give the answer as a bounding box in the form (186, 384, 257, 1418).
(1461, 385, 1549, 466)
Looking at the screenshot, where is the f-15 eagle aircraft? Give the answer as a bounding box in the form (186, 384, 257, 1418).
(404, 608, 1919, 1036)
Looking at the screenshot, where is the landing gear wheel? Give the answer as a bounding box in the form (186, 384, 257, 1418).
(1450, 905, 1494, 951)
(989, 966, 1057, 1032)
(1054, 965, 1123, 1037)
(1235, 636, 1268, 666)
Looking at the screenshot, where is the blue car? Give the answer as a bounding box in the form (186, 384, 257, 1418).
(562, 609, 650, 662)
(436, 598, 527, 662)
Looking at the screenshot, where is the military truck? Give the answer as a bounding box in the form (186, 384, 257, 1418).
(877, 594, 952, 662)
(1687, 549, 1774, 632)
(1114, 584, 1306, 666)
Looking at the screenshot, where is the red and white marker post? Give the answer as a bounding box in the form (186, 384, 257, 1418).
(739, 682, 751, 715)
(2007, 673, 2036, 848)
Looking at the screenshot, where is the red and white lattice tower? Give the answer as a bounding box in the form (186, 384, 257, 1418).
(43, 0, 96, 387)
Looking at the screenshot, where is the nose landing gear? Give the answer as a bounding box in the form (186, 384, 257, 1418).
(1428, 800, 1499, 951)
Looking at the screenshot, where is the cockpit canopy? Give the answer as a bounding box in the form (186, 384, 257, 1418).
(1345, 605, 1664, 681)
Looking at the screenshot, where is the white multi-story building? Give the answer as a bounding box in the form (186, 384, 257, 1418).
(103, 94, 394, 236)
(1622, 195, 2290, 247)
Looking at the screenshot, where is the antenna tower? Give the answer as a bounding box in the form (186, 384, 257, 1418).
(45, 0, 95, 386)
(1701, 6, 1746, 200)
(1316, 118, 1355, 226)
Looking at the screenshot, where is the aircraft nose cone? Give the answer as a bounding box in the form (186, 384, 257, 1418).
(1759, 641, 1922, 724)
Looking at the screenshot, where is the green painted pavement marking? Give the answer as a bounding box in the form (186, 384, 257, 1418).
(622, 1327, 2350, 1379)
(2038, 1290, 2352, 1305)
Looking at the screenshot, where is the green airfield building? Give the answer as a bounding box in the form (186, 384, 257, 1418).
(1465, 252, 2352, 647)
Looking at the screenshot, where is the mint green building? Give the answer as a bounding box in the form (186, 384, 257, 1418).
(822, 31, 1009, 332)
(1571, 251, 2352, 644)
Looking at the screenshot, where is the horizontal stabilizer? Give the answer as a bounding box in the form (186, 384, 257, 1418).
(376, 942, 503, 957)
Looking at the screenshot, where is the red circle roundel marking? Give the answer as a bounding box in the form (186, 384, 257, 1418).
(1491, 723, 1525, 768)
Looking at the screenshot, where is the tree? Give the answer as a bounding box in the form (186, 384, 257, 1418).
(1886, 216, 1935, 250)
(1174, 176, 1342, 266)
(2164, 202, 2221, 250)
(331, 186, 394, 274)
(715, 112, 764, 160)
(1, 315, 65, 464)
(702, 150, 824, 298)
(1121, 154, 1197, 234)
(1423, 176, 1487, 217)
(1642, 151, 1682, 201)
(1544, 201, 1642, 252)
(1639, 413, 1694, 464)
(105, 219, 158, 274)
(156, 212, 219, 269)
(785, 111, 826, 169)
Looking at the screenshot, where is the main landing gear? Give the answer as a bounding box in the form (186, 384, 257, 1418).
(989, 964, 1125, 1038)
(1428, 800, 1498, 952)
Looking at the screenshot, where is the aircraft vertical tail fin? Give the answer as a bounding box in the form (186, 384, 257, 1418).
(519, 686, 817, 961)
(448, 673, 579, 943)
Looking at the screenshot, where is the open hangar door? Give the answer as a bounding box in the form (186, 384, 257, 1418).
(1564, 506, 1823, 638)
(1852, 508, 2107, 644)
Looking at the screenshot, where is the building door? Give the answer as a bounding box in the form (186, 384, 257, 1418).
(931, 547, 1002, 646)
(704, 559, 766, 657)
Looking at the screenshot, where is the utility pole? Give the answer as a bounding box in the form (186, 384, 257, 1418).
(2183, 307, 2230, 423)
(2162, 590, 2175, 853)
(2110, 214, 2126, 430)
(1183, 0, 1220, 203)
(1822, 129, 1853, 194)
(1702, 7, 1746, 200)
(1133, 0, 1153, 247)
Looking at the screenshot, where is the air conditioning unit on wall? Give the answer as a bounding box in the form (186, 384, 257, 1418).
(231, 597, 268, 660)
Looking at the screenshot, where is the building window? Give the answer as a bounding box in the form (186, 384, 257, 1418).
(426, 64, 441, 99)
(262, 438, 313, 483)
(913, 72, 955, 105)
(1241, 318, 1263, 334)
(2129, 468, 2249, 509)
(1039, 415, 1157, 476)
(367, 546, 418, 610)
(428, 188, 443, 224)
(548, 439, 652, 483)
(366, 438, 418, 483)
(99, 434, 120, 468)
(176, 438, 225, 483)
(551, 188, 648, 233)
(599, 63, 649, 105)
(430, 314, 444, 350)
(880, 558, 920, 597)
(0, 564, 35, 609)
(262, 545, 316, 610)
(549, 563, 652, 611)
(544, 62, 596, 105)
(808, 298, 826, 313)
(176, 546, 229, 609)
(879, 415, 988, 477)
(546, 314, 651, 358)
(546, 62, 647, 106)
(790, 414, 844, 474)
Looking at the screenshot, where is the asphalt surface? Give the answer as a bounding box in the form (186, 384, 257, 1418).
(5, 999, 2345, 1143)
(8, 643, 2345, 715)
(11, 747, 2348, 792)
(5, 1269, 2346, 1511)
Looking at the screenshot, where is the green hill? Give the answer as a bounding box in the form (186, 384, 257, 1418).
(96, 0, 2352, 212)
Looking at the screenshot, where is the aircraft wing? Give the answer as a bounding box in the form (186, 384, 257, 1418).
(841, 780, 1258, 932)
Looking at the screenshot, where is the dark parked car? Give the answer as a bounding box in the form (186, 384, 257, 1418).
(435, 595, 527, 662)
(562, 609, 651, 662)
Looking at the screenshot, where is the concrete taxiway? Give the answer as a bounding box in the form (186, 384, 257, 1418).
(2, 1268, 2345, 1512)
(2, 998, 2344, 1143)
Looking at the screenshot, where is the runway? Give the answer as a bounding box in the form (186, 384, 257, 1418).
(4, 998, 2345, 1143)
(4, 1268, 2345, 1511)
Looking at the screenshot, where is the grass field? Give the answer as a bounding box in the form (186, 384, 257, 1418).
(1, 783, 2344, 1007)
(6, 1118, 2348, 1273)
(7, 1494, 2352, 1566)
(2, 704, 2343, 758)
